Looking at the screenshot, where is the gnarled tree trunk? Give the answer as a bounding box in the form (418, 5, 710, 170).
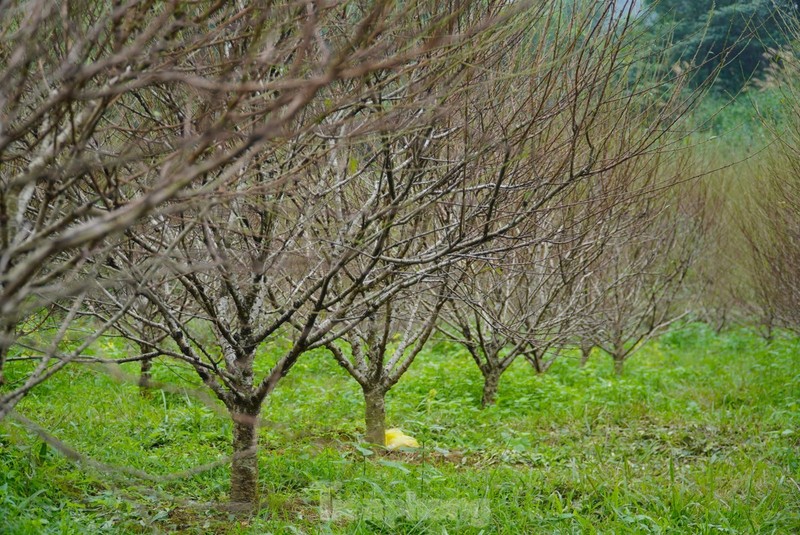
(363, 387, 387, 445)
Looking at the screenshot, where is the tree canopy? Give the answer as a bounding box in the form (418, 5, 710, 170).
(647, 0, 799, 93)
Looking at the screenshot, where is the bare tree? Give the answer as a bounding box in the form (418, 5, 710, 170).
(439, 240, 588, 406)
(581, 172, 708, 375)
(325, 281, 446, 444)
(0, 0, 275, 415)
(731, 43, 800, 338)
(435, 0, 704, 397)
(318, 0, 625, 424)
(0, 0, 495, 416)
(324, 0, 692, 413)
(678, 173, 743, 334)
(96, 0, 585, 509)
(741, 150, 800, 338)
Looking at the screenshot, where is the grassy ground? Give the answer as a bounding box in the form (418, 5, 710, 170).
(1, 324, 799, 533)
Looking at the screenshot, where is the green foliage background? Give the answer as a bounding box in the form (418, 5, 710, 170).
(646, 0, 798, 93)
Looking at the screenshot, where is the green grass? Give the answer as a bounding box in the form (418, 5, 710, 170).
(1, 324, 799, 533)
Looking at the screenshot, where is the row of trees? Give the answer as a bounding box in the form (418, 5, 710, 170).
(0, 0, 765, 511)
(685, 30, 800, 340)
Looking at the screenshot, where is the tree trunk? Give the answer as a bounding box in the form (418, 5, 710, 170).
(136, 335, 155, 392)
(613, 356, 625, 376)
(527, 353, 543, 374)
(363, 387, 387, 446)
(138, 358, 152, 390)
(763, 323, 774, 344)
(713, 310, 727, 335)
(481, 370, 500, 407)
(229, 406, 260, 509)
(612, 339, 626, 376)
(579, 344, 592, 368)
